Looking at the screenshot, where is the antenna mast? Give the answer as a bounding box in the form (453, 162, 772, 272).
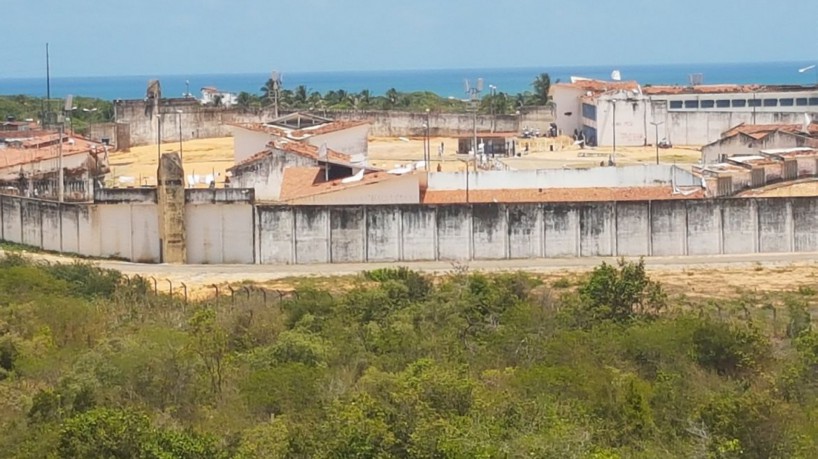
(46, 43, 52, 125)
(464, 77, 483, 170)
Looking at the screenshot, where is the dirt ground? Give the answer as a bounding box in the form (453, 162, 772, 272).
(107, 135, 703, 184)
(107, 137, 234, 187)
(368, 135, 701, 171)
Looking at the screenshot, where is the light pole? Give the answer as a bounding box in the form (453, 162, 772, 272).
(176, 109, 184, 165)
(650, 120, 664, 165)
(157, 114, 162, 176)
(610, 99, 617, 164)
(425, 108, 430, 169)
(489, 84, 497, 132)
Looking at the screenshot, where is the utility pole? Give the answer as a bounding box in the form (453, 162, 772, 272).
(58, 121, 64, 202)
(611, 99, 617, 165)
(58, 95, 72, 203)
(425, 108, 430, 169)
(46, 43, 51, 123)
(157, 114, 162, 176)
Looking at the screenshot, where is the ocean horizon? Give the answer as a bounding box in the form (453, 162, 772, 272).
(1, 61, 817, 102)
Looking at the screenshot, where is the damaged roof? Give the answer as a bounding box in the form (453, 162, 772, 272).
(228, 140, 356, 171)
(278, 167, 415, 202)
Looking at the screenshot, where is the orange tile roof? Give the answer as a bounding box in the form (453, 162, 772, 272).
(421, 186, 705, 204)
(722, 122, 818, 140)
(229, 140, 354, 170)
(642, 84, 813, 95)
(554, 79, 640, 95)
(0, 137, 105, 169)
(279, 167, 413, 202)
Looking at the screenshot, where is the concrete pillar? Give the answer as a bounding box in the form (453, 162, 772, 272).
(157, 152, 186, 263)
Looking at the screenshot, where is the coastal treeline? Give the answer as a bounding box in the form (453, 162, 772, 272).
(236, 73, 554, 114)
(0, 95, 113, 134)
(1, 253, 818, 457)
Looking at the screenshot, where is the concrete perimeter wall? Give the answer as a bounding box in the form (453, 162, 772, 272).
(256, 198, 818, 264)
(4, 194, 818, 265)
(427, 165, 701, 191)
(114, 99, 551, 147)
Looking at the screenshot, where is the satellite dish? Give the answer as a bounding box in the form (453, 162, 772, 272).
(799, 65, 816, 73)
(611, 70, 622, 81)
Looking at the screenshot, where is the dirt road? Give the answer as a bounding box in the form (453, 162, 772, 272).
(4, 248, 816, 298)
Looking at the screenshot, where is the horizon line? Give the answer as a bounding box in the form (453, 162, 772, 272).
(1, 59, 815, 81)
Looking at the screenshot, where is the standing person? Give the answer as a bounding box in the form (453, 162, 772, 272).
(438, 142, 444, 158)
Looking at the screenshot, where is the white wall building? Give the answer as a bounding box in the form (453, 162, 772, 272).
(200, 87, 238, 108)
(552, 79, 818, 148)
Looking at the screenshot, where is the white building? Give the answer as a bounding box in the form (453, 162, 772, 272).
(200, 86, 238, 107)
(552, 78, 818, 147)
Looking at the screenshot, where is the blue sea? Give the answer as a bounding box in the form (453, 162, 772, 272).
(1, 62, 816, 101)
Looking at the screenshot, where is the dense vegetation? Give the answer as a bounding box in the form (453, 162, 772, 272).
(238, 72, 553, 114)
(0, 95, 113, 135)
(3, 255, 817, 458)
(1, 73, 551, 123)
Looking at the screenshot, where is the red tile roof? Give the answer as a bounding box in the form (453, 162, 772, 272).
(421, 186, 705, 204)
(279, 167, 413, 202)
(229, 140, 353, 170)
(721, 122, 818, 140)
(554, 80, 640, 95)
(642, 84, 813, 95)
(0, 137, 105, 169)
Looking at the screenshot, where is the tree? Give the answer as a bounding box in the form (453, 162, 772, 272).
(532, 72, 552, 105)
(236, 91, 254, 109)
(384, 88, 400, 109)
(188, 308, 228, 397)
(294, 85, 308, 107)
(578, 258, 666, 323)
(260, 78, 279, 106)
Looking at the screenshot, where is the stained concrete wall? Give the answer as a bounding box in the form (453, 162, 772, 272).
(185, 204, 254, 264)
(115, 99, 544, 148)
(5, 194, 818, 265)
(255, 197, 818, 264)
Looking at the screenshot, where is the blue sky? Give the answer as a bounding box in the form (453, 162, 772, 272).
(3, 0, 817, 78)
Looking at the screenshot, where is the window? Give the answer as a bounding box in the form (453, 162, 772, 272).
(684, 100, 699, 109)
(748, 99, 761, 107)
(716, 100, 731, 108)
(780, 98, 794, 107)
(701, 100, 715, 108)
(763, 99, 777, 107)
(732, 99, 746, 107)
(669, 100, 683, 109)
(797, 98, 809, 106)
(581, 103, 597, 120)
(810, 98, 818, 106)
